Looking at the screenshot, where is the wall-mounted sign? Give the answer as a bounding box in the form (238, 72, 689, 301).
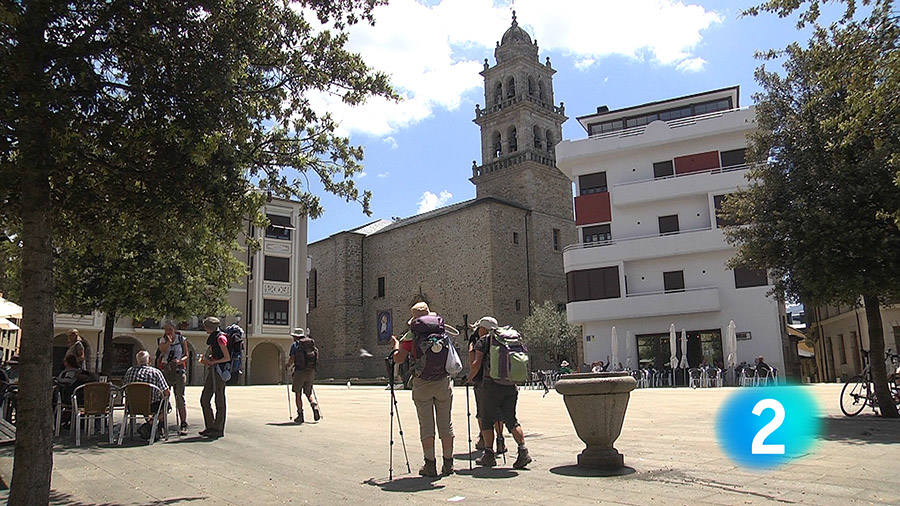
(377, 310, 393, 345)
(737, 331, 752, 341)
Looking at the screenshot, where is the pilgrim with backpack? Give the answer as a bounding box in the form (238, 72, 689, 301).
(286, 328, 321, 424)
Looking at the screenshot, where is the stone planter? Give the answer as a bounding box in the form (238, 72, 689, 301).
(555, 372, 637, 469)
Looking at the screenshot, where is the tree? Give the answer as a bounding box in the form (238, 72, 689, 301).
(522, 301, 581, 371)
(0, 1, 394, 502)
(729, 1, 900, 417)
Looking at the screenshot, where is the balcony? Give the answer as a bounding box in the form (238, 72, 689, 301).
(474, 94, 565, 120)
(611, 165, 751, 208)
(564, 226, 730, 269)
(472, 148, 556, 178)
(567, 286, 720, 323)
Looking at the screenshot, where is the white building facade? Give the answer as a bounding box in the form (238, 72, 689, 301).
(556, 87, 791, 379)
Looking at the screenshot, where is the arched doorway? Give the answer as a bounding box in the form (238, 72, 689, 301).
(52, 333, 93, 376)
(109, 336, 145, 377)
(250, 342, 283, 385)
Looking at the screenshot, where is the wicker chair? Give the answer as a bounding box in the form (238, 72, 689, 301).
(117, 382, 168, 445)
(71, 382, 114, 446)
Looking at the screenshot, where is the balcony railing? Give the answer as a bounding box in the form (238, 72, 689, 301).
(564, 225, 714, 252)
(624, 285, 718, 298)
(586, 107, 752, 141)
(472, 148, 556, 178)
(611, 163, 755, 188)
(475, 94, 565, 119)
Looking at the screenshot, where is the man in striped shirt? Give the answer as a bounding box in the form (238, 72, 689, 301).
(123, 351, 170, 438)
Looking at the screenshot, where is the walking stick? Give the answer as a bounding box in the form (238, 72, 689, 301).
(465, 382, 472, 470)
(286, 382, 292, 420)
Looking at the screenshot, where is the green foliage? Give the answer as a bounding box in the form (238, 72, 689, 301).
(522, 300, 581, 370)
(743, 0, 877, 28)
(724, 2, 900, 308)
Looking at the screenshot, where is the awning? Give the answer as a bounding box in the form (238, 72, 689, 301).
(0, 318, 19, 331)
(0, 298, 22, 319)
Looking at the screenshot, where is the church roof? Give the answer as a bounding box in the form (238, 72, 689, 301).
(368, 196, 529, 237)
(500, 11, 532, 46)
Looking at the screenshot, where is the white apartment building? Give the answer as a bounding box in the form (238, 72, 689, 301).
(556, 87, 792, 379)
(51, 197, 308, 385)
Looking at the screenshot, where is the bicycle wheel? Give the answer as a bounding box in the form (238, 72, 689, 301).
(840, 376, 869, 416)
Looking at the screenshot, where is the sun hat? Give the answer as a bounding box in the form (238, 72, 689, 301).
(290, 328, 305, 338)
(469, 316, 499, 330)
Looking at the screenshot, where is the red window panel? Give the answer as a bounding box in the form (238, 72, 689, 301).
(674, 150, 720, 175)
(574, 192, 611, 226)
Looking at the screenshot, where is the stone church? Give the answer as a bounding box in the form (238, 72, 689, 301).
(308, 15, 576, 378)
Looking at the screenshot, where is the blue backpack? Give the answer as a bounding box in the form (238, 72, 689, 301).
(222, 324, 244, 380)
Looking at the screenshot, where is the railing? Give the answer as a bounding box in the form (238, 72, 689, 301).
(472, 148, 556, 178)
(611, 163, 756, 188)
(475, 94, 565, 119)
(586, 107, 752, 141)
(563, 225, 715, 252)
(624, 285, 717, 298)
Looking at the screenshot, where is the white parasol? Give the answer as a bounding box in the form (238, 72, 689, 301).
(679, 329, 689, 369)
(669, 324, 678, 369)
(0, 317, 19, 331)
(611, 326, 619, 370)
(0, 297, 22, 319)
(726, 320, 737, 367)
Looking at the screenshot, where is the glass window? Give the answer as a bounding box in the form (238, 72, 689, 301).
(663, 270, 685, 293)
(713, 194, 733, 228)
(583, 224, 611, 243)
(263, 299, 289, 326)
(734, 267, 768, 288)
(658, 215, 679, 235)
(653, 160, 674, 179)
(513, 232, 519, 244)
(659, 106, 693, 121)
(720, 148, 747, 168)
(377, 276, 385, 298)
(553, 229, 560, 251)
(265, 214, 293, 240)
(579, 172, 607, 194)
(566, 266, 620, 302)
(264, 256, 290, 282)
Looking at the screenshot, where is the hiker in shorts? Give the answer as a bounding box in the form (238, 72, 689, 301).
(468, 317, 506, 455)
(157, 322, 189, 435)
(285, 328, 321, 423)
(391, 302, 455, 477)
(467, 316, 532, 469)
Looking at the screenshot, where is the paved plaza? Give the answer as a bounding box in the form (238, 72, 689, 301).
(0, 383, 898, 505)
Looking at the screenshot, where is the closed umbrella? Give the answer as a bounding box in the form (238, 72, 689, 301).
(668, 324, 678, 369)
(610, 326, 618, 371)
(679, 329, 689, 369)
(727, 320, 738, 384)
(625, 330, 634, 371)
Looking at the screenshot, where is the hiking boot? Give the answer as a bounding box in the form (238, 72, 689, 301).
(179, 422, 188, 436)
(495, 436, 507, 455)
(512, 447, 532, 469)
(476, 449, 496, 467)
(418, 458, 438, 477)
(441, 457, 454, 476)
(313, 407, 321, 421)
(294, 412, 304, 424)
(475, 435, 485, 451)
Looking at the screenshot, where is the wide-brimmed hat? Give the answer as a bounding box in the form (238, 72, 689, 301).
(408, 302, 431, 325)
(470, 316, 498, 330)
(290, 328, 305, 338)
(560, 361, 570, 367)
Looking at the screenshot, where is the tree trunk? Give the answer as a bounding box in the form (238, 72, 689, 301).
(862, 294, 899, 418)
(10, 2, 55, 504)
(100, 311, 116, 376)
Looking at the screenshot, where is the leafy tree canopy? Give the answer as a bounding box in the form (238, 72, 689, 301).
(522, 300, 581, 370)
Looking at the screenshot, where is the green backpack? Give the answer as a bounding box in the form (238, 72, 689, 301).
(487, 326, 529, 385)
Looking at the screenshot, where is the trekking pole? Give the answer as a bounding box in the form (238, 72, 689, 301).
(286, 381, 292, 420)
(465, 382, 472, 470)
(389, 374, 395, 481)
(391, 381, 411, 474)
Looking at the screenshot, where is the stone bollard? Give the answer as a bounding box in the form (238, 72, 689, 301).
(555, 372, 637, 470)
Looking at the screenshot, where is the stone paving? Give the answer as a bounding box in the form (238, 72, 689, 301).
(0, 383, 898, 505)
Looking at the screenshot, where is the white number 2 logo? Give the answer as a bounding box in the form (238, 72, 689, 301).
(751, 398, 786, 455)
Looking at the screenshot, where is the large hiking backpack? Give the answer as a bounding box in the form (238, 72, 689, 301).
(486, 326, 529, 385)
(409, 315, 451, 381)
(294, 338, 318, 370)
(222, 323, 245, 379)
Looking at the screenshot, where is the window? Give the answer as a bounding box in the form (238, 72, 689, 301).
(515, 299, 521, 312)
(653, 160, 674, 179)
(583, 224, 611, 243)
(658, 215, 679, 235)
(587, 97, 733, 136)
(513, 232, 519, 244)
(837, 334, 847, 364)
(579, 172, 607, 195)
(309, 268, 317, 308)
(734, 267, 767, 288)
(736, 331, 751, 341)
(693, 98, 732, 115)
(377, 276, 385, 298)
(663, 270, 685, 293)
(506, 76, 516, 98)
(532, 125, 542, 149)
(508, 126, 518, 152)
(264, 256, 290, 282)
(566, 266, 620, 302)
(720, 148, 747, 168)
(492, 131, 502, 158)
(545, 130, 553, 152)
(713, 194, 733, 228)
(263, 299, 289, 326)
(658, 106, 692, 121)
(265, 214, 293, 240)
(552, 229, 560, 251)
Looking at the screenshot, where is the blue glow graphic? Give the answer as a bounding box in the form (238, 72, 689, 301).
(716, 385, 820, 469)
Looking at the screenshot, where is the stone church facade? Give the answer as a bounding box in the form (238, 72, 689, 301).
(308, 15, 576, 378)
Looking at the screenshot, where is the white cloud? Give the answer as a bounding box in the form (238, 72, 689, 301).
(416, 190, 453, 214)
(676, 57, 707, 72)
(356, 171, 367, 179)
(309, 0, 721, 137)
(383, 136, 399, 149)
(377, 172, 390, 178)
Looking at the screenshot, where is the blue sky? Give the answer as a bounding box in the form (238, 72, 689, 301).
(305, 0, 840, 243)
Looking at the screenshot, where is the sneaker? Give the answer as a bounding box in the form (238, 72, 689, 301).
(512, 447, 532, 469)
(475, 435, 485, 451)
(441, 457, 454, 476)
(179, 422, 188, 436)
(294, 413, 304, 424)
(495, 436, 507, 455)
(475, 449, 496, 467)
(313, 407, 321, 421)
(418, 458, 438, 477)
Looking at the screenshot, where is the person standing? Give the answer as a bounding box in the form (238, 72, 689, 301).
(158, 322, 189, 435)
(467, 317, 532, 469)
(285, 328, 321, 423)
(65, 328, 86, 370)
(199, 317, 229, 439)
(468, 317, 506, 455)
(390, 302, 455, 478)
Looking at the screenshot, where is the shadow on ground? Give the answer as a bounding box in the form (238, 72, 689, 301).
(46, 489, 208, 505)
(266, 421, 301, 427)
(819, 416, 900, 444)
(549, 465, 636, 478)
(363, 476, 445, 492)
(454, 467, 519, 479)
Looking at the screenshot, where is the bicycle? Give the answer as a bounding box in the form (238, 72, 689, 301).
(839, 348, 900, 416)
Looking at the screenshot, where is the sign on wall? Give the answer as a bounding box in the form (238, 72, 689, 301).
(377, 310, 393, 345)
